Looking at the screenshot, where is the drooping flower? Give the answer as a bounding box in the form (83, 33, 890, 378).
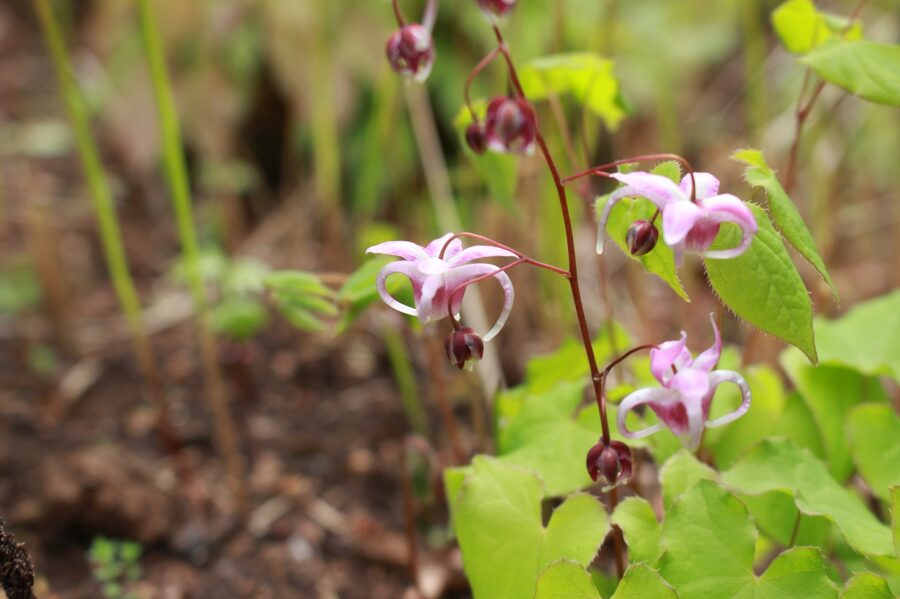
(596, 171, 758, 264)
(385, 24, 435, 83)
(484, 96, 537, 155)
(585, 438, 632, 491)
(625, 220, 659, 257)
(476, 0, 518, 23)
(366, 234, 516, 341)
(616, 314, 751, 449)
(445, 327, 484, 371)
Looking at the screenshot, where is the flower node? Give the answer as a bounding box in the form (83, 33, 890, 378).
(625, 220, 659, 256)
(445, 327, 485, 371)
(485, 96, 537, 155)
(586, 438, 632, 490)
(386, 24, 435, 83)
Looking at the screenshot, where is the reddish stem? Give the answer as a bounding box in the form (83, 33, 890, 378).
(439, 231, 570, 277)
(392, 0, 406, 26)
(446, 257, 526, 326)
(562, 153, 698, 203)
(492, 24, 626, 576)
(464, 47, 501, 122)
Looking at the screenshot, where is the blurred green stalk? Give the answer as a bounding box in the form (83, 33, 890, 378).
(137, 0, 246, 504)
(33, 0, 176, 444)
(741, 0, 767, 142)
(382, 322, 430, 437)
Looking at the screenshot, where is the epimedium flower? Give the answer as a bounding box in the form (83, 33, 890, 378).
(386, 24, 435, 83)
(585, 438, 633, 492)
(596, 171, 758, 265)
(616, 314, 751, 450)
(366, 233, 516, 342)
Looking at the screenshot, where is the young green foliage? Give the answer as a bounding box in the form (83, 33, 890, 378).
(704, 203, 817, 362)
(449, 457, 610, 599)
(610, 497, 661, 565)
(846, 404, 900, 503)
(610, 564, 677, 599)
(801, 41, 900, 107)
(265, 271, 337, 333)
(534, 560, 601, 599)
(842, 572, 895, 599)
(732, 149, 835, 296)
(771, 0, 862, 54)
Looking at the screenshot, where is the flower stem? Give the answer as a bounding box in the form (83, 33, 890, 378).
(138, 0, 246, 509)
(491, 24, 625, 578)
(464, 47, 502, 121)
(34, 0, 178, 451)
(439, 232, 570, 277)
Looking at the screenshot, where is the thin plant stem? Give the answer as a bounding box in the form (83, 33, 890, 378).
(464, 47, 502, 120)
(425, 330, 466, 464)
(563, 153, 697, 202)
(438, 232, 570, 277)
(788, 511, 802, 547)
(137, 0, 246, 508)
(399, 441, 420, 587)
(33, 0, 178, 450)
(383, 320, 431, 437)
(490, 24, 626, 577)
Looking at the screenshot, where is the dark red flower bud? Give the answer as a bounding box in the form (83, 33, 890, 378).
(386, 24, 435, 82)
(445, 327, 484, 371)
(476, 0, 518, 22)
(465, 123, 487, 154)
(586, 438, 632, 490)
(625, 220, 659, 257)
(484, 96, 537, 155)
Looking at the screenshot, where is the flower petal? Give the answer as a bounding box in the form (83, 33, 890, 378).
(366, 240, 429, 262)
(448, 245, 517, 266)
(697, 194, 758, 260)
(616, 387, 674, 439)
(441, 264, 515, 342)
(425, 233, 463, 259)
(416, 274, 446, 323)
(375, 261, 423, 317)
(609, 172, 687, 209)
(661, 200, 703, 245)
(705, 370, 752, 429)
(692, 313, 722, 372)
(679, 172, 720, 200)
(668, 368, 711, 400)
(595, 186, 637, 254)
(650, 332, 691, 385)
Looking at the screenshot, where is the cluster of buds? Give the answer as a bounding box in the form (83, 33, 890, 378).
(465, 97, 537, 155)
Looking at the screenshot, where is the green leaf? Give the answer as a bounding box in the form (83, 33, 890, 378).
(659, 480, 838, 598)
(846, 404, 900, 503)
(265, 270, 333, 299)
(782, 349, 887, 481)
(721, 438, 894, 557)
(741, 492, 830, 548)
(210, 296, 268, 341)
(812, 290, 900, 381)
(842, 572, 894, 598)
(518, 53, 626, 130)
(704, 203, 817, 363)
(801, 40, 900, 107)
(451, 457, 610, 599)
(611, 497, 661, 564)
(732, 149, 835, 296)
(336, 257, 412, 333)
(610, 564, 677, 599)
(535, 560, 601, 599)
(771, 0, 862, 54)
(659, 449, 716, 509)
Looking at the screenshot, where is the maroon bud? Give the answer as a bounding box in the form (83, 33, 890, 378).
(484, 96, 537, 155)
(386, 24, 435, 82)
(445, 327, 484, 371)
(465, 123, 488, 154)
(476, 0, 518, 22)
(625, 220, 659, 257)
(586, 438, 632, 490)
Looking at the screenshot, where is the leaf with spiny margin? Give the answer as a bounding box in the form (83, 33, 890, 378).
(611, 497, 661, 564)
(732, 149, 835, 297)
(449, 457, 610, 599)
(801, 40, 900, 107)
(842, 572, 894, 598)
(846, 404, 900, 502)
(518, 53, 626, 130)
(812, 290, 900, 382)
(781, 348, 888, 481)
(610, 564, 677, 599)
(659, 449, 717, 509)
(721, 438, 894, 557)
(771, 0, 862, 54)
(659, 480, 838, 598)
(704, 203, 817, 363)
(596, 161, 689, 301)
(534, 560, 601, 599)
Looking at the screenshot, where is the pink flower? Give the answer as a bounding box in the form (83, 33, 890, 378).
(597, 171, 758, 264)
(616, 314, 751, 449)
(366, 234, 516, 342)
